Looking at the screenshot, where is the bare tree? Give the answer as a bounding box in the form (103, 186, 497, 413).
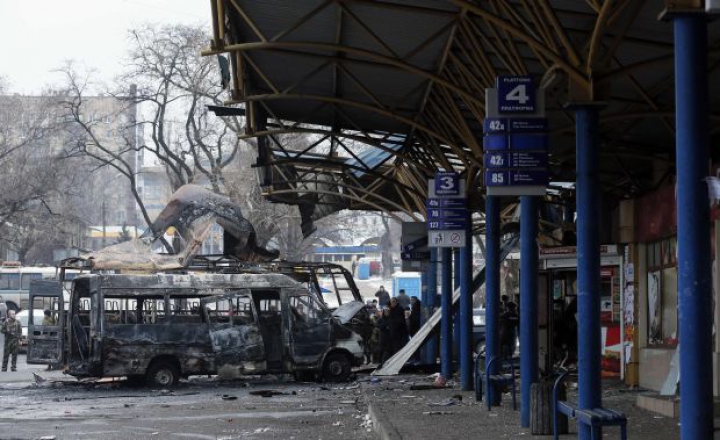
(0, 80, 84, 262)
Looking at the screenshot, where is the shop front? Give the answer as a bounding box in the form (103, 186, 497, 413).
(539, 245, 624, 377)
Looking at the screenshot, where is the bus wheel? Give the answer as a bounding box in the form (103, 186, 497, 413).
(146, 361, 180, 388)
(322, 353, 351, 383)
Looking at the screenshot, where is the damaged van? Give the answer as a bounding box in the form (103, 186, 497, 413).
(26, 273, 365, 386)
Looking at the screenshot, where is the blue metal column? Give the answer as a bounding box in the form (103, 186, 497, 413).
(441, 248, 453, 379)
(459, 215, 474, 390)
(453, 249, 461, 361)
(674, 14, 713, 440)
(520, 196, 539, 427)
(485, 195, 501, 403)
(575, 106, 601, 440)
(424, 248, 439, 365)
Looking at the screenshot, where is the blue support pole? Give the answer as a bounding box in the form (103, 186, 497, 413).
(575, 106, 601, 440)
(520, 196, 539, 427)
(459, 217, 474, 390)
(441, 248, 453, 379)
(674, 14, 713, 440)
(425, 248, 439, 365)
(485, 196, 501, 403)
(453, 249, 461, 361)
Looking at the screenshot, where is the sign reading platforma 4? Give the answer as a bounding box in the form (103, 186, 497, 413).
(483, 76, 549, 196)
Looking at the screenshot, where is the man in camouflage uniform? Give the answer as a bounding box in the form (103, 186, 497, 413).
(2, 309, 21, 371)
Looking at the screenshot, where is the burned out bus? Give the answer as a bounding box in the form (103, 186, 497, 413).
(26, 273, 365, 386)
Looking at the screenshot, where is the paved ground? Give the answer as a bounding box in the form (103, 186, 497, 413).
(362, 375, 688, 440)
(0, 347, 715, 440)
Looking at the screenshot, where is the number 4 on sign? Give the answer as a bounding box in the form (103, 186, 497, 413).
(506, 84, 530, 104)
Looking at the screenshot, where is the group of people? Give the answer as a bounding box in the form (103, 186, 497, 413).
(367, 286, 422, 365)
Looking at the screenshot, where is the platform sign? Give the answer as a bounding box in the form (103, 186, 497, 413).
(434, 172, 461, 196)
(484, 76, 548, 197)
(427, 173, 467, 248)
(497, 76, 536, 113)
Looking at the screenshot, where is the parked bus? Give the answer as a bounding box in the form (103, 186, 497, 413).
(0, 264, 81, 311)
(26, 272, 365, 386)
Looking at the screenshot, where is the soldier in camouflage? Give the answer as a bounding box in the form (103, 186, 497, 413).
(1, 309, 21, 371)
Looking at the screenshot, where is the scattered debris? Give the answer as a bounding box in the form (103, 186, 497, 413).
(332, 421, 344, 427)
(410, 384, 449, 390)
(427, 397, 462, 407)
(250, 390, 296, 397)
(434, 375, 447, 388)
(33, 373, 47, 384)
(253, 427, 270, 433)
(360, 414, 373, 429)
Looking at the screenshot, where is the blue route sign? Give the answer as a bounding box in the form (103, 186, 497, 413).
(427, 208, 468, 220)
(483, 134, 509, 151)
(509, 133, 548, 151)
(428, 219, 468, 230)
(484, 151, 548, 169)
(434, 172, 461, 196)
(509, 170, 549, 185)
(427, 198, 466, 209)
(509, 118, 548, 132)
(497, 76, 536, 113)
(483, 118, 508, 133)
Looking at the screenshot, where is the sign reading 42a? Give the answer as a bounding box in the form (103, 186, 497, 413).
(497, 76, 536, 113)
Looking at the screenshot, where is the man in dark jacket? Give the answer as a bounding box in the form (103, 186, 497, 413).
(375, 286, 391, 308)
(408, 296, 422, 337)
(1, 309, 22, 371)
(388, 298, 410, 355)
(374, 308, 391, 364)
(499, 302, 519, 358)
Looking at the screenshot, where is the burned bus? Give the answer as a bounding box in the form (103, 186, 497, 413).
(27, 273, 365, 386)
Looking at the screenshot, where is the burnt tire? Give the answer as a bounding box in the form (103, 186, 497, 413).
(322, 353, 352, 383)
(146, 361, 180, 388)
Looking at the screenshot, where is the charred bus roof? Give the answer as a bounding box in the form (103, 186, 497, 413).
(72, 273, 303, 296)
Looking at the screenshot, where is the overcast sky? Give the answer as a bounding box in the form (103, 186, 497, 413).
(0, 0, 210, 94)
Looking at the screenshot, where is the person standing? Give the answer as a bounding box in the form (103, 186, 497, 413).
(499, 302, 519, 358)
(375, 286, 391, 308)
(375, 308, 391, 364)
(396, 289, 411, 311)
(408, 296, 422, 337)
(1, 309, 22, 372)
(388, 298, 410, 356)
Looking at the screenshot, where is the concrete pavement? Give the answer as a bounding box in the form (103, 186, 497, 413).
(362, 374, 693, 440)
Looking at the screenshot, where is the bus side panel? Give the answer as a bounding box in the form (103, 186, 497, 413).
(101, 324, 215, 377)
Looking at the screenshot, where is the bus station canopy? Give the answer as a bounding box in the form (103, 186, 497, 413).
(203, 0, 720, 234)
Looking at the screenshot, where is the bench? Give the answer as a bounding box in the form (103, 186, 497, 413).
(553, 370, 627, 440)
(474, 355, 517, 411)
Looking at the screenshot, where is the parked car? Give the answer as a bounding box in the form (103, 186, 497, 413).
(16, 309, 45, 353)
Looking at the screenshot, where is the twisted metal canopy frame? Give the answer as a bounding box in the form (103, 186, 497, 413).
(202, 0, 720, 232)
